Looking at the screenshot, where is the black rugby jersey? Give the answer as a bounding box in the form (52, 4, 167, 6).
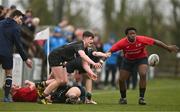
(49, 40, 84, 62)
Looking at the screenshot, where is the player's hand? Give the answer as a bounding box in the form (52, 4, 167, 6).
(24, 80, 29, 85)
(105, 52, 111, 58)
(87, 73, 98, 81)
(91, 74, 98, 81)
(168, 45, 179, 53)
(25, 58, 33, 68)
(93, 62, 102, 68)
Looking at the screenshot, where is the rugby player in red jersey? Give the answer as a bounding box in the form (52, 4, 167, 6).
(11, 80, 54, 102)
(107, 27, 179, 105)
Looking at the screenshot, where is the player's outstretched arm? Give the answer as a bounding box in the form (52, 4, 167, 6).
(154, 39, 179, 53)
(92, 51, 111, 58)
(78, 50, 102, 68)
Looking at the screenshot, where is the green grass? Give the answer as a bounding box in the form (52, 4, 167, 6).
(0, 78, 180, 112)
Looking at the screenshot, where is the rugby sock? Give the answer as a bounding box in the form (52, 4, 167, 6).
(35, 81, 46, 88)
(40, 81, 46, 87)
(4, 76, 12, 98)
(39, 92, 48, 99)
(86, 92, 92, 100)
(139, 88, 146, 98)
(120, 90, 126, 98)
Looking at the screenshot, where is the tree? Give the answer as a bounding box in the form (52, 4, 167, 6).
(63, 0, 89, 28)
(102, 0, 115, 39)
(29, 0, 52, 25)
(19, 0, 53, 25)
(170, 0, 180, 46)
(52, 0, 65, 24)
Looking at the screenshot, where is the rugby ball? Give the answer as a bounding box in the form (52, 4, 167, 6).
(148, 54, 159, 66)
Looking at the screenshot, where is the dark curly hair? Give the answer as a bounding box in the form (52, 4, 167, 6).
(125, 27, 137, 35)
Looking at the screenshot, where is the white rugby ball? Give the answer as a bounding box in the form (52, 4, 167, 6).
(148, 54, 159, 66)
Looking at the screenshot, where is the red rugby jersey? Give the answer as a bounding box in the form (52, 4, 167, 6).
(110, 35, 155, 60)
(12, 87, 37, 102)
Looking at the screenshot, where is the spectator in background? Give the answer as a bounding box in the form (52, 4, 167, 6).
(74, 28, 84, 41)
(24, 9, 35, 33)
(64, 25, 75, 42)
(20, 9, 36, 54)
(94, 35, 103, 52)
(0, 10, 32, 102)
(10, 5, 16, 11)
(0, 5, 5, 20)
(58, 17, 69, 29)
(28, 17, 41, 57)
(4, 5, 16, 18)
(43, 26, 68, 55)
(103, 37, 119, 89)
(32, 17, 40, 29)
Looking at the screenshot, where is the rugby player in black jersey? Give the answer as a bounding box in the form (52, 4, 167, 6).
(38, 31, 105, 104)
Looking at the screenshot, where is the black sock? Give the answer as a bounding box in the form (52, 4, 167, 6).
(35, 81, 46, 88)
(120, 90, 126, 99)
(39, 93, 48, 99)
(86, 92, 92, 100)
(139, 88, 146, 98)
(4, 76, 12, 98)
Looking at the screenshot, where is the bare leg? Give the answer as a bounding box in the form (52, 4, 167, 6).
(85, 76, 92, 93)
(83, 73, 97, 104)
(81, 61, 97, 104)
(43, 66, 68, 95)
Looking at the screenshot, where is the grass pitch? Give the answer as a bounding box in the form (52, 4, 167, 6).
(0, 78, 180, 112)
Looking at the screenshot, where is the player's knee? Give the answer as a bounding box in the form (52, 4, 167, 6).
(139, 74, 146, 80)
(138, 69, 147, 76)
